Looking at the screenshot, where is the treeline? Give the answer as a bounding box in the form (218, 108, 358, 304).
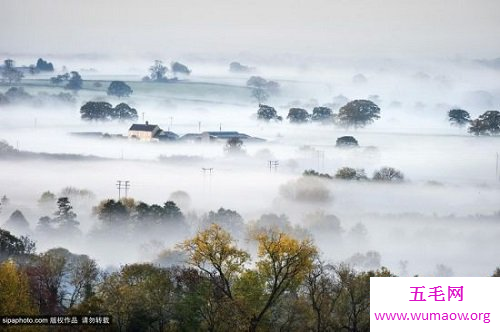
(2, 224, 500, 331)
(2, 192, 500, 331)
(448, 108, 500, 136)
(0, 58, 55, 85)
(2, 187, 361, 246)
(142, 60, 191, 82)
(303, 166, 405, 182)
(80, 101, 138, 121)
(93, 198, 185, 230)
(1, 188, 94, 236)
(0, 87, 75, 106)
(257, 100, 381, 128)
(0, 223, 387, 332)
(49, 71, 83, 92)
(1, 191, 190, 243)
(278, 167, 405, 206)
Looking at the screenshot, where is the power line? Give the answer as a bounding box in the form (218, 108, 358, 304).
(124, 181, 130, 198)
(116, 180, 130, 200)
(202, 167, 214, 175)
(202, 168, 214, 196)
(268, 160, 279, 172)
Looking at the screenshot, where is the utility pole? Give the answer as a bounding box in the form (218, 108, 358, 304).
(316, 150, 325, 171)
(142, 112, 145, 122)
(124, 181, 130, 198)
(268, 160, 279, 172)
(116, 180, 122, 200)
(116, 180, 131, 200)
(202, 168, 214, 195)
(202, 167, 214, 175)
(198, 121, 201, 133)
(496, 152, 499, 180)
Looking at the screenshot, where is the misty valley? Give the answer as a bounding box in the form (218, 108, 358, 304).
(1, 53, 499, 331)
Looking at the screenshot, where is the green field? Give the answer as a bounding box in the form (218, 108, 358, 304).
(10, 78, 254, 105)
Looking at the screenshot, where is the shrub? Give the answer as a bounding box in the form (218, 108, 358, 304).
(372, 167, 404, 182)
(336, 136, 358, 147)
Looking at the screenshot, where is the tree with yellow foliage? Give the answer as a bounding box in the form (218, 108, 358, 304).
(0, 260, 37, 315)
(181, 224, 251, 330)
(181, 224, 318, 332)
(181, 223, 249, 300)
(248, 231, 317, 332)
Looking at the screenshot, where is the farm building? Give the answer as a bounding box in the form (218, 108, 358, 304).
(179, 131, 264, 143)
(128, 122, 161, 141)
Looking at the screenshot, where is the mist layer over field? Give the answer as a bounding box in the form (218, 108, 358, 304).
(0, 56, 499, 277)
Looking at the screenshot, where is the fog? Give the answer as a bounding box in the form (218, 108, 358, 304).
(2, 0, 500, 57)
(0, 52, 499, 278)
(1, 0, 500, 278)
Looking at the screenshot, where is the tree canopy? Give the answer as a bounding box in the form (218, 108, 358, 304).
(1, 59, 23, 84)
(311, 106, 334, 123)
(468, 110, 500, 136)
(204, 207, 244, 233)
(80, 101, 113, 120)
(4, 210, 30, 232)
(94, 198, 184, 230)
(229, 61, 252, 73)
(50, 73, 69, 84)
(95, 199, 130, 227)
(80, 101, 138, 121)
(65, 71, 83, 91)
(247, 76, 280, 104)
(149, 60, 168, 81)
(107, 81, 133, 97)
(0, 228, 29, 258)
(336, 136, 358, 147)
(0, 260, 38, 316)
(337, 100, 380, 128)
(36, 58, 54, 72)
(181, 225, 318, 332)
(287, 108, 310, 123)
(225, 137, 245, 155)
(171, 61, 191, 75)
(335, 167, 367, 180)
(257, 104, 282, 121)
(54, 197, 79, 232)
(372, 167, 405, 182)
(113, 102, 138, 120)
(448, 108, 470, 127)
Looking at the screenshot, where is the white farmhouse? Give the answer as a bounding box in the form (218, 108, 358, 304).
(128, 122, 161, 141)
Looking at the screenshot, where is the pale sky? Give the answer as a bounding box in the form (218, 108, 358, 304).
(1, 0, 500, 58)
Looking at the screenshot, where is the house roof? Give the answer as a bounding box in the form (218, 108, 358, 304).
(203, 131, 251, 139)
(129, 124, 159, 132)
(156, 130, 179, 140)
(157, 130, 179, 137)
(179, 133, 204, 141)
(179, 131, 265, 142)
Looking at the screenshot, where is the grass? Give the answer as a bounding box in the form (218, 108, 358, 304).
(8, 78, 254, 105)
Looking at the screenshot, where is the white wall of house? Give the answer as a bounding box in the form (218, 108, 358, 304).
(128, 128, 160, 141)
